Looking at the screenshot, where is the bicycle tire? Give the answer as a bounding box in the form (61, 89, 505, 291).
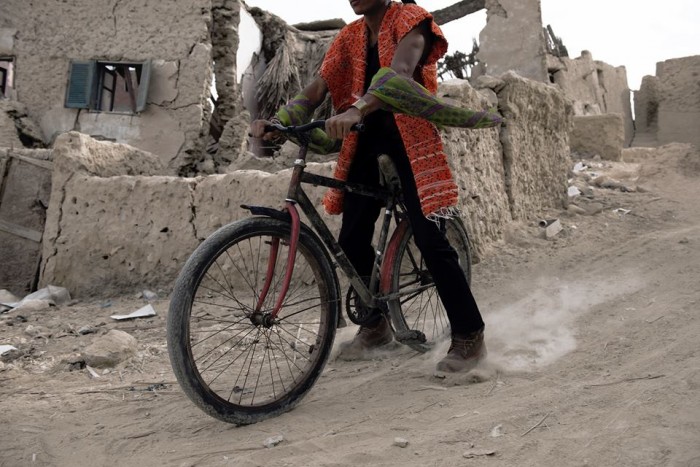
(167, 217, 339, 425)
(384, 217, 472, 353)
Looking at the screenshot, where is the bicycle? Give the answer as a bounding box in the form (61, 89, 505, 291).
(167, 120, 473, 425)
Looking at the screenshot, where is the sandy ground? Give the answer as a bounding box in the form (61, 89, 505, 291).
(1, 143, 699, 467)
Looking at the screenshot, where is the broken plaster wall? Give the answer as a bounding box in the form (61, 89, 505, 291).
(477, 0, 549, 83)
(1, 0, 213, 174)
(634, 75, 661, 135)
(39, 132, 336, 295)
(438, 80, 511, 260)
(495, 72, 573, 220)
(210, 0, 250, 170)
(39, 132, 166, 293)
(243, 8, 337, 121)
(547, 51, 634, 146)
(651, 56, 700, 149)
(570, 114, 625, 161)
(40, 74, 573, 295)
(0, 102, 22, 148)
(475, 0, 633, 151)
(221, 7, 338, 167)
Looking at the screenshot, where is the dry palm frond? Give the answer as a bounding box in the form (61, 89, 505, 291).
(255, 36, 301, 119)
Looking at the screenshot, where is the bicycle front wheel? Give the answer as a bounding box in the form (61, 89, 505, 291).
(167, 217, 339, 425)
(385, 217, 472, 352)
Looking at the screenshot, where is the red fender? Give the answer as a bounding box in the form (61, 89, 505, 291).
(380, 219, 410, 294)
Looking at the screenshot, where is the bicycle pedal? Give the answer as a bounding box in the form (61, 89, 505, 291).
(394, 330, 427, 345)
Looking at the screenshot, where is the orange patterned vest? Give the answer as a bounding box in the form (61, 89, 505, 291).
(319, 2, 458, 218)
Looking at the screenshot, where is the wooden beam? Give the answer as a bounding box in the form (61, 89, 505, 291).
(431, 0, 486, 26)
(7, 153, 53, 171)
(0, 219, 43, 243)
(123, 66, 137, 114)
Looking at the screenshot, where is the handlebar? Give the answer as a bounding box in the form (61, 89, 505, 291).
(264, 120, 365, 134)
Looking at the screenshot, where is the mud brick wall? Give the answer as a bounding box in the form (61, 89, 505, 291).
(496, 72, 573, 221)
(571, 114, 624, 161)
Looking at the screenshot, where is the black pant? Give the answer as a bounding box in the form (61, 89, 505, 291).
(337, 126, 484, 335)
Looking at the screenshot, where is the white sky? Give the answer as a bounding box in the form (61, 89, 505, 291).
(240, 0, 700, 90)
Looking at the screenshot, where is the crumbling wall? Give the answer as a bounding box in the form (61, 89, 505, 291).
(570, 114, 624, 161)
(496, 72, 573, 220)
(0, 148, 53, 295)
(0, 100, 45, 148)
(0, 104, 22, 148)
(438, 79, 511, 259)
(654, 56, 700, 149)
(39, 132, 166, 293)
(226, 8, 339, 165)
(38, 132, 335, 295)
(209, 0, 251, 171)
(547, 51, 634, 146)
(39, 75, 573, 295)
(1, 0, 213, 174)
(477, 0, 548, 83)
(634, 75, 660, 135)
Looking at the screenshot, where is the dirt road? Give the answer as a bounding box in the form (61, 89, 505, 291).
(1, 144, 699, 467)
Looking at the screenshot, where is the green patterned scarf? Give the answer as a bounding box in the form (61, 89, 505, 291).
(275, 68, 503, 154)
(368, 67, 503, 128)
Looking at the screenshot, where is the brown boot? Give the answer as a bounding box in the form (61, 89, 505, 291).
(436, 328, 486, 373)
(338, 316, 393, 360)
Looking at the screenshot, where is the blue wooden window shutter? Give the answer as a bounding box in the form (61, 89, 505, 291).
(65, 60, 96, 109)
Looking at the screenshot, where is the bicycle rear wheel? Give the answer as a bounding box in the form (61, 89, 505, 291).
(167, 217, 339, 425)
(385, 217, 472, 352)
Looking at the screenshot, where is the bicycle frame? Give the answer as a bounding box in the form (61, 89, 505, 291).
(252, 123, 401, 320)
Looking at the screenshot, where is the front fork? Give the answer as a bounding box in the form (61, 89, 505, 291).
(255, 149, 309, 319)
(254, 200, 301, 319)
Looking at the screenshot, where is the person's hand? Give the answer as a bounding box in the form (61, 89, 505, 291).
(325, 108, 362, 140)
(249, 119, 282, 141)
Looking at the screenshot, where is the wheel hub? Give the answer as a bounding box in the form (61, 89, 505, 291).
(250, 312, 276, 328)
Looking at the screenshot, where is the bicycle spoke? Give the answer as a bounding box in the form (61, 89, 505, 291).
(230, 239, 260, 305)
(276, 299, 324, 321)
(273, 326, 315, 364)
(264, 331, 279, 400)
(213, 256, 239, 302)
(192, 308, 248, 323)
(231, 328, 260, 404)
(189, 318, 250, 345)
(196, 325, 258, 373)
(198, 277, 238, 303)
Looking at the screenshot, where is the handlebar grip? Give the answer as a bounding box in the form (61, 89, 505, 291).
(264, 123, 286, 133)
(262, 120, 365, 134)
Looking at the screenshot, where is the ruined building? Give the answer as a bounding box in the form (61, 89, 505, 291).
(635, 56, 700, 150)
(0, 0, 697, 296)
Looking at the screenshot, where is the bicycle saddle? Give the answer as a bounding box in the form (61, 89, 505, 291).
(378, 154, 402, 194)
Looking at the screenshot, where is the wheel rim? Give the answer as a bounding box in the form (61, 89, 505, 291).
(186, 230, 333, 408)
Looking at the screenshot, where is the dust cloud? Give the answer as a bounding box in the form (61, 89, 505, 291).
(483, 276, 643, 372)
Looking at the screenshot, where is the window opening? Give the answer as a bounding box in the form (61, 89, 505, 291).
(65, 59, 151, 113)
(96, 63, 141, 113)
(596, 69, 605, 90)
(0, 58, 14, 98)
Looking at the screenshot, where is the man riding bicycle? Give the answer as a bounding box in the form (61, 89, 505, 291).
(251, 0, 502, 372)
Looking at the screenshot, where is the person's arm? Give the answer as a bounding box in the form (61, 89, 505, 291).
(302, 75, 330, 107)
(324, 21, 432, 140)
(249, 76, 328, 139)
